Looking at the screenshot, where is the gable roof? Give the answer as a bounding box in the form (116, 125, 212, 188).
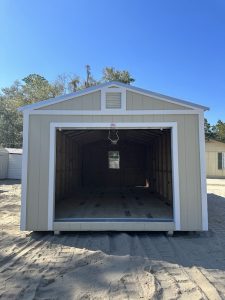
(206, 139, 225, 145)
(5, 148, 23, 154)
(18, 81, 209, 112)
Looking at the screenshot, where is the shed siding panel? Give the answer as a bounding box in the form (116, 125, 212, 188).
(26, 114, 202, 231)
(26, 116, 41, 229)
(39, 90, 193, 111)
(126, 91, 192, 110)
(38, 118, 51, 230)
(184, 115, 201, 229)
(40, 91, 101, 110)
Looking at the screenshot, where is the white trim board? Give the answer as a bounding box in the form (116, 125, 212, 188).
(199, 113, 208, 230)
(101, 86, 126, 112)
(47, 122, 180, 231)
(20, 111, 29, 230)
(28, 109, 203, 115)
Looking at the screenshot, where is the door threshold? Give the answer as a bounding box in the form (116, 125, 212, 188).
(54, 217, 174, 222)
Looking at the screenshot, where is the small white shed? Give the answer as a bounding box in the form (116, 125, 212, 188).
(0, 148, 9, 179)
(5, 148, 23, 179)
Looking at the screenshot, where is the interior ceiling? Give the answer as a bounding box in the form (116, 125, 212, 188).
(59, 129, 170, 145)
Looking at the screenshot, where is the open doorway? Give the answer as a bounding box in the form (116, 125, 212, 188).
(54, 129, 173, 221)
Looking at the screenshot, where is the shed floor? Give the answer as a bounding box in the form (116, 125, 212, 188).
(55, 187, 173, 220)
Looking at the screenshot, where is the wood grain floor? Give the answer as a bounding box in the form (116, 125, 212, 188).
(55, 187, 173, 220)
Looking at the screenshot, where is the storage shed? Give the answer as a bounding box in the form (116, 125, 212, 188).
(0, 148, 9, 179)
(205, 139, 225, 178)
(5, 148, 23, 179)
(19, 82, 209, 232)
(0, 148, 22, 179)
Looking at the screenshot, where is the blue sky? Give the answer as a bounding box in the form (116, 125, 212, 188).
(0, 0, 224, 124)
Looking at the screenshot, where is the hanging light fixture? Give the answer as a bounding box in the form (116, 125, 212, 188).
(108, 129, 119, 145)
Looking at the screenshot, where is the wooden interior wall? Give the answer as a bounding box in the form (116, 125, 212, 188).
(82, 141, 147, 187)
(147, 130, 173, 204)
(55, 130, 81, 201)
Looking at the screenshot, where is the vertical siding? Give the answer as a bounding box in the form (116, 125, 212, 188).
(26, 116, 41, 229)
(126, 91, 192, 110)
(184, 115, 201, 229)
(40, 91, 101, 110)
(38, 117, 51, 229)
(26, 113, 202, 231)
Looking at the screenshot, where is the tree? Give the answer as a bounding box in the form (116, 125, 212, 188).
(102, 67, 135, 84)
(204, 118, 214, 140)
(53, 73, 80, 94)
(0, 66, 135, 147)
(204, 118, 225, 142)
(83, 65, 99, 88)
(70, 77, 80, 92)
(0, 81, 24, 147)
(0, 74, 63, 147)
(213, 120, 225, 142)
(22, 74, 54, 103)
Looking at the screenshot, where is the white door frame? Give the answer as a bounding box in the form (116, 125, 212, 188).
(48, 122, 180, 230)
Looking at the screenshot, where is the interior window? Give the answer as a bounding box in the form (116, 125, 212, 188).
(108, 151, 120, 169)
(218, 152, 225, 170)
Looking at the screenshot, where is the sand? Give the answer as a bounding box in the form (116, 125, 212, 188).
(0, 179, 225, 299)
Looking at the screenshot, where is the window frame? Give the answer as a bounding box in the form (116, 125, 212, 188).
(218, 152, 225, 170)
(108, 150, 120, 170)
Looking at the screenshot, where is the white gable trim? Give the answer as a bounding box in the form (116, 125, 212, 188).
(18, 81, 209, 112)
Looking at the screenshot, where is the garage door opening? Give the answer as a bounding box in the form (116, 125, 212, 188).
(54, 129, 173, 221)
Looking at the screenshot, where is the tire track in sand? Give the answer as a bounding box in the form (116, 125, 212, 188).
(139, 233, 212, 299)
(0, 235, 52, 273)
(168, 235, 222, 300)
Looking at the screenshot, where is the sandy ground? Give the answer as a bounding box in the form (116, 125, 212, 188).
(0, 180, 225, 299)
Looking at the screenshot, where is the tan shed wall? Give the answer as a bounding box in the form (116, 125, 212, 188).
(40, 91, 101, 110)
(38, 90, 192, 111)
(205, 140, 225, 178)
(126, 91, 192, 110)
(26, 113, 202, 231)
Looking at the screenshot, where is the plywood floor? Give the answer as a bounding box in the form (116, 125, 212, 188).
(55, 187, 173, 220)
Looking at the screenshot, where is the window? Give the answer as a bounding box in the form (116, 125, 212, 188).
(218, 152, 225, 169)
(108, 151, 120, 169)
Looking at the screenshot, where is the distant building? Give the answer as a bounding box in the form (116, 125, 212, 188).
(205, 139, 225, 178)
(0, 148, 22, 179)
